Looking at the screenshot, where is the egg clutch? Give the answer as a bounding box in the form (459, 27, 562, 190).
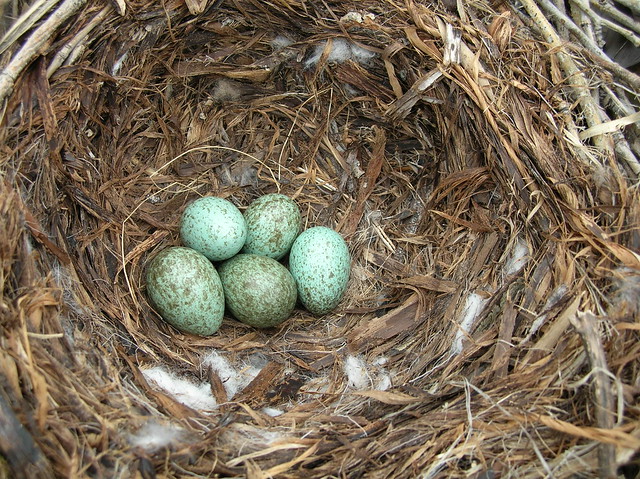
(144, 194, 351, 336)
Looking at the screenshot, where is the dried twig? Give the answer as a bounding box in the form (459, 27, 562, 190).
(46, 5, 111, 78)
(517, 0, 640, 178)
(570, 311, 617, 479)
(0, 0, 58, 55)
(517, 0, 604, 131)
(0, 0, 87, 116)
(592, 0, 640, 35)
(537, 0, 640, 89)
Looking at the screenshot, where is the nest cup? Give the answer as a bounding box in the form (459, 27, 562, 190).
(1, 1, 640, 477)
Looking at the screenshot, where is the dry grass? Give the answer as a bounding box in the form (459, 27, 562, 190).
(1, 0, 639, 477)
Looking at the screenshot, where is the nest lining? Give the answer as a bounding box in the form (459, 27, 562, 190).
(1, 0, 640, 478)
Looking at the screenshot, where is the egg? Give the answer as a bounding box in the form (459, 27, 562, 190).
(289, 226, 350, 315)
(145, 247, 225, 336)
(180, 196, 247, 261)
(242, 193, 301, 260)
(218, 254, 297, 328)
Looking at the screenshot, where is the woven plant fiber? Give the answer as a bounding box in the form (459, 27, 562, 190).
(1, 0, 640, 477)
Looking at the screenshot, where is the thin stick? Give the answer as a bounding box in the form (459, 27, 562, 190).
(570, 311, 617, 479)
(612, 0, 640, 15)
(539, 0, 640, 90)
(592, 0, 640, 35)
(0, 0, 58, 55)
(0, 0, 88, 118)
(600, 16, 640, 47)
(517, 0, 612, 158)
(47, 5, 111, 78)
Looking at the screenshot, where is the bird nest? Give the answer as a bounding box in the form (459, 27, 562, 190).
(1, 0, 639, 477)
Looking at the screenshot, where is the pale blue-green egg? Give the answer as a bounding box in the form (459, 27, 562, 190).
(180, 197, 247, 261)
(145, 247, 225, 336)
(218, 254, 297, 328)
(289, 226, 350, 315)
(242, 194, 301, 260)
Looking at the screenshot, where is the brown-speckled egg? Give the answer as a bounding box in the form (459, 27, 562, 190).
(218, 254, 297, 328)
(242, 193, 301, 260)
(145, 247, 225, 336)
(180, 196, 247, 262)
(289, 226, 350, 315)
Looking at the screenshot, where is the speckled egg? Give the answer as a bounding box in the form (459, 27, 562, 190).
(145, 247, 225, 336)
(242, 194, 302, 260)
(180, 197, 247, 261)
(289, 226, 350, 315)
(218, 254, 297, 328)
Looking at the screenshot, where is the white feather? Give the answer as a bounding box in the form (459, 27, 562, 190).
(142, 366, 216, 410)
(304, 39, 376, 69)
(344, 355, 371, 390)
(451, 293, 488, 355)
(128, 421, 186, 452)
(271, 35, 293, 50)
(504, 237, 530, 277)
(262, 407, 284, 417)
(202, 350, 263, 400)
(375, 373, 392, 391)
